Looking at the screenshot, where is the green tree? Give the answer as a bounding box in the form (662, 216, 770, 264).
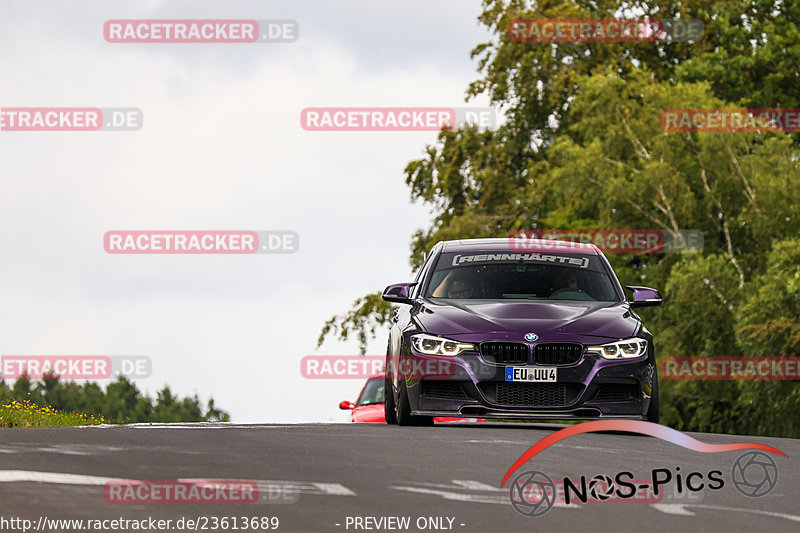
(320, 0, 800, 437)
(2, 375, 229, 424)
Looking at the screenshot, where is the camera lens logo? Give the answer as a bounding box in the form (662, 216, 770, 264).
(587, 474, 615, 501)
(508, 471, 555, 517)
(732, 451, 778, 497)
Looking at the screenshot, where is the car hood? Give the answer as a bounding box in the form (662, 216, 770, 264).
(414, 299, 638, 340)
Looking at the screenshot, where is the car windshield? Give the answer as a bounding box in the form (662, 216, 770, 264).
(356, 377, 385, 406)
(424, 252, 620, 302)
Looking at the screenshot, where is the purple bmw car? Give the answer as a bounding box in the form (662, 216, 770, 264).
(382, 238, 662, 426)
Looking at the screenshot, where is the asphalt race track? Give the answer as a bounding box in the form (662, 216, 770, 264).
(0, 423, 797, 532)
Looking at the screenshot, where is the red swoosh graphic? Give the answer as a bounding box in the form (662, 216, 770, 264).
(501, 420, 786, 486)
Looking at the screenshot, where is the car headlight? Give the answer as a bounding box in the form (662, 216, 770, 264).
(586, 338, 648, 359)
(410, 334, 475, 356)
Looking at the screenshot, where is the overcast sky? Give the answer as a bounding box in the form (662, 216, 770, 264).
(0, 0, 494, 422)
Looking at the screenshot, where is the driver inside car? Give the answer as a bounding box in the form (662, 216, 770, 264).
(446, 278, 475, 299)
(550, 270, 583, 297)
(562, 272, 579, 290)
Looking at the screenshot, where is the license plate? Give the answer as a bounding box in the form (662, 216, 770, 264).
(505, 366, 557, 382)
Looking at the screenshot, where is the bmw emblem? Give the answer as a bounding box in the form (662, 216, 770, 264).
(524, 333, 538, 342)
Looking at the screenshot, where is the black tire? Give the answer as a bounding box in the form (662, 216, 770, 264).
(384, 374, 398, 425)
(646, 373, 660, 424)
(396, 381, 433, 426)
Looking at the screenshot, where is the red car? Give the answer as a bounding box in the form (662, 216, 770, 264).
(339, 373, 389, 423)
(339, 373, 483, 424)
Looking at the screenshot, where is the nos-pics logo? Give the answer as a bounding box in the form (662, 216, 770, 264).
(501, 421, 783, 518)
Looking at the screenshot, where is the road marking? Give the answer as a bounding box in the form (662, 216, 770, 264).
(651, 503, 800, 522)
(451, 480, 504, 491)
(94, 423, 300, 429)
(390, 480, 577, 508)
(0, 471, 117, 485)
(393, 480, 503, 493)
(0, 471, 355, 497)
(466, 440, 529, 445)
(311, 482, 357, 496)
(650, 503, 696, 516)
(181, 479, 355, 496)
(464, 440, 649, 455)
(390, 485, 509, 505)
(0, 444, 126, 456)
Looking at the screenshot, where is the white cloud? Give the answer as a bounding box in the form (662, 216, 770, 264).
(0, 0, 491, 422)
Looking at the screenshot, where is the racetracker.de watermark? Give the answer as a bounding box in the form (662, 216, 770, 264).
(661, 108, 800, 132)
(103, 230, 298, 254)
(105, 480, 298, 504)
(1, 355, 151, 380)
(509, 18, 703, 42)
(300, 355, 489, 380)
(300, 107, 496, 131)
(104, 20, 298, 43)
(0, 108, 142, 131)
(660, 357, 800, 380)
(301, 356, 384, 379)
(105, 481, 258, 504)
(508, 229, 703, 253)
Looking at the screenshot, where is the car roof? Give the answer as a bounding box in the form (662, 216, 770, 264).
(437, 237, 600, 254)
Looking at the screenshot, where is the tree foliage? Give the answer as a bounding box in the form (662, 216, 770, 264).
(0, 374, 230, 424)
(320, 0, 800, 436)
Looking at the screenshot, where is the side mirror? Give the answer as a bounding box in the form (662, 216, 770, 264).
(626, 286, 662, 308)
(382, 282, 416, 305)
(339, 400, 355, 410)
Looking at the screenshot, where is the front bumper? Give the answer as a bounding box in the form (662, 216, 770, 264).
(401, 349, 655, 420)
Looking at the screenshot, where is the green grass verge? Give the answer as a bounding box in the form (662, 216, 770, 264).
(0, 398, 105, 428)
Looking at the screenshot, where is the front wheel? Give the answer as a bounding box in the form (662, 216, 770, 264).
(646, 373, 660, 424)
(397, 381, 433, 426)
(384, 374, 398, 425)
